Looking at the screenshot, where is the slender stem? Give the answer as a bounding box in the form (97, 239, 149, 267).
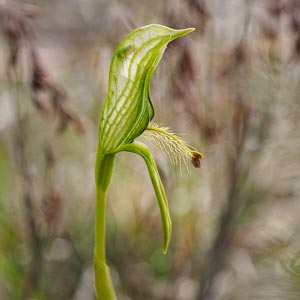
(94, 152, 117, 300)
(95, 185, 107, 262)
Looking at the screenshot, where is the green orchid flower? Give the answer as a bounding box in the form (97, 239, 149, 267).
(94, 24, 202, 300)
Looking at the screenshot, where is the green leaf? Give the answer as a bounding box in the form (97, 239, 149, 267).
(98, 24, 194, 153)
(94, 256, 116, 300)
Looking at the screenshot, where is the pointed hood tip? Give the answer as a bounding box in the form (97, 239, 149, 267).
(171, 27, 195, 39)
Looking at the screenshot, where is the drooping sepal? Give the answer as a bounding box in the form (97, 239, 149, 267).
(116, 141, 172, 253)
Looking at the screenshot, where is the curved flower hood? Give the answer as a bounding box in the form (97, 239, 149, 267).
(99, 24, 194, 153)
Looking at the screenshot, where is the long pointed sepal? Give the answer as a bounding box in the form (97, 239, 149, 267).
(116, 141, 172, 253)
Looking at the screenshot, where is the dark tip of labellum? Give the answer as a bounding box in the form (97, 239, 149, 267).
(191, 152, 202, 168)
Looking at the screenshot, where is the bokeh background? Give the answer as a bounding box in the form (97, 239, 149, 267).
(1, 0, 300, 299)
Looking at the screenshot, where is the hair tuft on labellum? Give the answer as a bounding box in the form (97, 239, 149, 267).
(143, 122, 203, 170)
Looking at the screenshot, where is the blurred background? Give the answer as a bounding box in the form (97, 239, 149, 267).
(1, 0, 300, 299)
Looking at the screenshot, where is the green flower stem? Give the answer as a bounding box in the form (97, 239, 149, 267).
(93, 25, 199, 299)
(116, 141, 171, 253)
(94, 153, 116, 300)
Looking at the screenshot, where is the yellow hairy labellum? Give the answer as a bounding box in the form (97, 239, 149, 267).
(143, 122, 203, 170)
